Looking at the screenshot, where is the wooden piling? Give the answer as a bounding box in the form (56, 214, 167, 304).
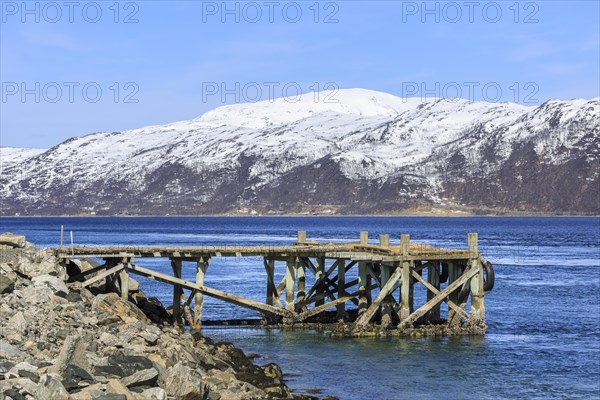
(297, 230, 306, 243)
(119, 266, 129, 300)
(171, 258, 183, 326)
(315, 256, 325, 307)
(427, 261, 440, 321)
(193, 257, 209, 330)
(337, 259, 346, 321)
(297, 260, 306, 304)
(265, 257, 276, 306)
(468, 233, 485, 323)
(380, 263, 393, 328)
(358, 232, 369, 316)
(285, 257, 296, 312)
(400, 234, 411, 321)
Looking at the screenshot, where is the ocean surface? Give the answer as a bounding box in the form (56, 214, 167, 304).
(2, 217, 599, 400)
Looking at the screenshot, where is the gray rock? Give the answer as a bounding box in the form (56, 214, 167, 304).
(36, 374, 69, 400)
(141, 387, 167, 400)
(121, 368, 158, 388)
(0, 274, 15, 294)
(164, 363, 209, 399)
(0, 233, 26, 248)
(92, 293, 149, 324)
(32, 274, 68, 296)
(0, 341, 23, 358)
(4, 311, 27, 340)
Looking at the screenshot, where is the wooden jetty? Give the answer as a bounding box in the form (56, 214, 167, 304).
(56, 232, 493, 334)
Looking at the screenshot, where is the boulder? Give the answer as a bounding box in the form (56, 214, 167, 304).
(96, 354, 154, 378)
(32, 274, 68, 296)
(4, 311, 27, 340)
(121, 368, 159, 388)
(0, 233, 26, 248)
(92, 293, 149, 324)
(141, 387, 167, 400)
(164, 363, 209, 399)
(0, 273, 15, 294)
(0, 341, 24, 358)
(1, 244, 64, 279)
(36, 374, 69, 400)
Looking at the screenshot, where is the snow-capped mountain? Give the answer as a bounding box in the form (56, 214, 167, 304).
(1, 88, 598, 215)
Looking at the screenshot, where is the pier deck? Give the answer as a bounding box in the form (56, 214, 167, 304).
(56, 231, 492, 334)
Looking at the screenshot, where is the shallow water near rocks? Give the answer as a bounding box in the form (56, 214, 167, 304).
(2, 216, 599, 399)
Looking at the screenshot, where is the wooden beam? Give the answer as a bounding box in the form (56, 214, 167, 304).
(304, 259, 339, 300)
(411, 269, 469, 320)
(314, 256, 325, 307)
(263, 257, 282, 308)
(354, 265, 403, 327)
(468, 234, 485, 322)
(126, 264, 291, 317)
(82, 264, 124, 288)
(400, 264, 479, 329)
(380, 263, 393, 328)
(295, 278, 360, 309)
(297, 230, 306, 243)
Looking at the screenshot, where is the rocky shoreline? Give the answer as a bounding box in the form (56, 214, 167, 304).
(0, 233, 324, 400)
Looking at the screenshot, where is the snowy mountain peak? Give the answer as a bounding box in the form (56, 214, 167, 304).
(196, 88, 423, 129)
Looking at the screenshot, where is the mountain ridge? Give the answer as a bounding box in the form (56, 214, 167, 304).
(1, 89, 598, 216)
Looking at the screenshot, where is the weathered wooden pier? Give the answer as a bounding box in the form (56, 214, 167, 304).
(56, 232, 494, 335)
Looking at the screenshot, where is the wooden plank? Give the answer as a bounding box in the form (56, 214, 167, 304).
(400, 265, 479, 329)
(82, 264, 124, 288)
(355, 265, 403, 327)
(295, 278, 359, 309)
(314, 256, 325, 307)
(304, 259, 339, 300)
(264, 257, 282, 308)
(126, 264, 291, 317)
(426, 261, 440, 321)
(411, 269, 469, 320)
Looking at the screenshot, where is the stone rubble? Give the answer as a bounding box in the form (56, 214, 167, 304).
(0, 233, 319, 400)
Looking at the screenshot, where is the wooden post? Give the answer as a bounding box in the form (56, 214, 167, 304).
(358, 262, 368, 316)
(380, 263, 393, 328)
(360, 231, 369, 245)
(337, 259, 346, 321)
(447, 262, 459, 322)
(315, 256, 325, 307)
(171, 258, 183, 326)
(285, 257, 296, 312)
(193, 257, 209, 331)
(427, 261, 440, 321)
(297, 259, 306, 304)
(60, 225, 64, 247)
(358, 231, 369, 316)
(70, 230, 74, 255)
(119, 263, 129, 300)
(297, 230, 306, 243)
(400, 234, 411, 322)
(379, 234, 390, 247)
(265, 257, 275, 306)
(468, 233, 485, 323)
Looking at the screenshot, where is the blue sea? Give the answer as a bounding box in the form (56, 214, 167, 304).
(2, 217, 599, 400)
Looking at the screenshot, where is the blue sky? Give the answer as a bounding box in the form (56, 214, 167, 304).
(1, 0, 599, 148)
